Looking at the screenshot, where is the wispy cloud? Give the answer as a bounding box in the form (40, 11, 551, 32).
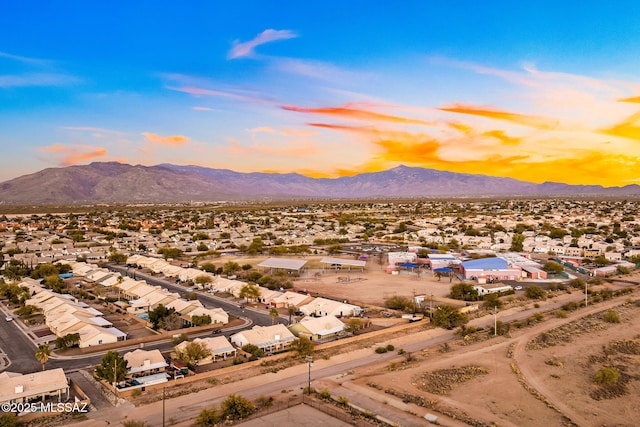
(0, 72, 80, 88)
(166, 85, 271, 104)
(283, 105, 433, 125)
(39, 144, 107, 166)
(0, 51, 50, 66)
(439, 103, 558, 129)
(228, 29, 297, 59)
(142, 132, 190, 146)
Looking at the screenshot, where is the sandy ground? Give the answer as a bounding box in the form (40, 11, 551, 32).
(325, 297, 640, 427)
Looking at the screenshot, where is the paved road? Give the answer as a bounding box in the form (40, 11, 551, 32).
(0, 305, 40, 373)
(109, 265, 277, 326)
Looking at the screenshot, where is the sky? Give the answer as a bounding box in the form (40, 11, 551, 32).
(2, 2, 640, 186)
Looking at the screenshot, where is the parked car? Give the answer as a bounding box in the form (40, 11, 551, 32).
(5, 316, 13, 322)
(515, 286, 523, 290)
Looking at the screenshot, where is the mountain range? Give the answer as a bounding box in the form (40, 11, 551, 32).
(0, 162, 638, 205)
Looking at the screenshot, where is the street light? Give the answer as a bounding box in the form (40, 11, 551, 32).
(306, 355, 313, 395)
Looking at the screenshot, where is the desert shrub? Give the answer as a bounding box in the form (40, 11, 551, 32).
(255, 395, 274, 408)
(603, 310, 620, 323)
(593, 367, 620, 385)
(196, 406, 221, 426)
(375, 347, 388, 354)
(123, 421, 150, 427)
(386, 344, 395, 351)
(554, 310, 568, 318)
(337, 396, 349, 407)
(318, 388, 331, 400)
(221, 394, 255, 420)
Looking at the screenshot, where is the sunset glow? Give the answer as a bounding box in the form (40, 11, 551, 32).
(2, 2, 640, 186)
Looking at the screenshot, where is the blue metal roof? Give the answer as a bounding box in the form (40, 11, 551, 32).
(461, 258, 508, 269)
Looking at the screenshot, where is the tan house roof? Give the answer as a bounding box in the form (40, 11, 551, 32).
(124, 349, 167, 374)
(0, 368, 68, 404)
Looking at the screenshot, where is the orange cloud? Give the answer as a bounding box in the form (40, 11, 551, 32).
(142, 132, 190, 146)
(283, 105, 433, 125)
(39, 144, 107, 166)
(481, 130, 522, 145)
(618, 96, 640, 103)
(439, 103, 558, 129)
(600, 113, 640, 141)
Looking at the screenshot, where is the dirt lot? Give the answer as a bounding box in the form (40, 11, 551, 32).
(216, 254, 457, 307)
(337, 297, 640, 427)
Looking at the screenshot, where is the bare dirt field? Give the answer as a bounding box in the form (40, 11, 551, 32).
(219, 254, 457, 307)
(332, 298, 640, 427)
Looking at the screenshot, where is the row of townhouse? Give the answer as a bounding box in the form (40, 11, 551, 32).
(20, 279, 127, 348)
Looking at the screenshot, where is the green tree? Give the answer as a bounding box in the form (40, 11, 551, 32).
(482, 292, 504, 309)
(95, 351, 128, 385)
(432, 305, 468, 329)
(223, 261, 241, 275)
(449, 283, 479, 301)
(269, 307, 279, 325)
(344, 317, 363, 334)
(108, 252, 127, 264)
(241, 344, 264, 359)
(3, 259, 30, 282)
(159, 247, 183, 260)
(384, 295, 412, 311)
(510, 233, 525, 252)
(221, 394, 256, 420)
(176, 341, 211, 368)
(149, 304, 175, 329)
(593, 256, 609, 267)
(35, 343, 52, 371)
(195, 275, 212, 286)
(542, 261, 564, 273)
(30, 263, 59, 279)
(192, 314, 212, 326)
(525, 286, 547, 300)
(201, 262, 217, 273)
(159, 312, 182, 330)
(239, 282, 261, 302)
(290, 336, 314, 357)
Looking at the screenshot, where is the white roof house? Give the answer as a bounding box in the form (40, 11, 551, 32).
(289, 315, 345, 341)
(175, 336, 236, 364)
(184, 306, 229, 325)
(76, 324, 127, 348)
(124, 349, 168, 375)
(298, 297, 362, 317)
(270, 291, 313, 308)
(230, 324, 295, 353)
(0, 368, 69, 405)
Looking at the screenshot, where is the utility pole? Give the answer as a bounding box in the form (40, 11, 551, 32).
(306, 355, 313, 395)
(585, 280, 588, 307)
(494, 306, 497, 336)
(162, 387, 166, 427)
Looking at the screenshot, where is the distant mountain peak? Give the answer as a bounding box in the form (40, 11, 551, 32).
(0, 162, 637, 205)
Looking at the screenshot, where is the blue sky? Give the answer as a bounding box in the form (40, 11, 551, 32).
(2, 1, 640, 186)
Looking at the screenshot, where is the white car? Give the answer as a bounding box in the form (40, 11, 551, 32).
(5, 316, 13, 322)
(515, 286, 523, 291)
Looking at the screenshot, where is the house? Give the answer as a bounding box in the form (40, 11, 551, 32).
(473, 283, 514, 296)
(270, 291, 314, 309)
(298, 297, 362, 318)
(230, 324, 295, 353)
(76, 324, 127, 348)
(123, 349, 168, 386)
(174, 336, 236, 364)
(0, 368, 69, 405)
(460, 258, 521, 282)
(288, 315, 345, 342)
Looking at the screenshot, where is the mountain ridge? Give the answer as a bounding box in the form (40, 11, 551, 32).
(0, 162, 638, 205)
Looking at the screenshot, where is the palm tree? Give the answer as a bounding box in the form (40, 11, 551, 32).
(269, 308, 279, 325)
(35, 343, 52, 371)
